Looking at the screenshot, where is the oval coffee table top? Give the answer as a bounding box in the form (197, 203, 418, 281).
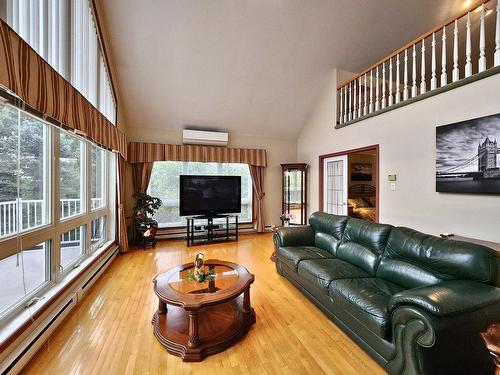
(153, 259, 254, 309)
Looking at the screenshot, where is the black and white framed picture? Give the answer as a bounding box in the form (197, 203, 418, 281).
(436, 112, 500, 194)
(351, 163, 372, 181)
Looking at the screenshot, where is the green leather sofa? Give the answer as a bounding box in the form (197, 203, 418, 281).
(273, 211, 500, 375)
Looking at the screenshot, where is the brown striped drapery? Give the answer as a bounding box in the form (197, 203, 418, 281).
(117, 157, 130, 253)
(128, 142, 267, 167)
(0, 19, 127, 159)
(249, 165, 266, 233)
(132, 162, 154, 194)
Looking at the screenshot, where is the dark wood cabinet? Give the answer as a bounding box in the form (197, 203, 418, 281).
(281, 163, 308, 226)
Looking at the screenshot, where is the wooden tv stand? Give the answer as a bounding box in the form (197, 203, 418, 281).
(186, 215, 239, 247)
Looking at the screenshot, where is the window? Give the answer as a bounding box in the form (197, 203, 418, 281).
(0, 241, 50, 317)
(91, 216, 106, 251)
(0, 103, 116, 322)
(3, 0, 116, 123)
(91, 145, 105, 210)
(60, 226, 85, 271)
(148, 162, 253, 227)
(0, 104, 50, 238)
(60, 132, 85, 219)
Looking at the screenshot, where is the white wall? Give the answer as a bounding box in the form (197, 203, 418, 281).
(126, 127, 297, 229)
(297, 68, 500, 242)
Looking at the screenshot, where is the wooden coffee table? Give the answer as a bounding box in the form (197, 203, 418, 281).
(152, 259, 256, 361)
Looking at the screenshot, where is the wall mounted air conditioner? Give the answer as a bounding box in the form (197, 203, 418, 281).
(182, 129, 228, 146)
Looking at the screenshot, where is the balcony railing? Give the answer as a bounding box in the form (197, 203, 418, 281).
(337, 0, 500, 126)
(0, 198, 104, 238)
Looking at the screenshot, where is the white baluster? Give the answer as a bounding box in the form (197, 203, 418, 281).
(403, 49, 409, 100)
(369, 70, 374, 113)
(363, 73, 368, 115)
(358, 78, 362, 117)
(441, 27, 447, 86)
(348, 82, 352, 121)
(420, 39, 426, 94)
(343, 84, 348, 122)
(395, 54, 401, 104)
(495, 2, 500, 67)
(465, 12, 472, 77)
(479, 4, 486, 72)
(339, 87, 343, 124)
(375, 66, 380, 111)
(411, 44, 417, 97)
(431, 33, 437, 89)
(382, 62, 386, 109)
(452, 20, 459, 82)
(353, 79, 357, 119)
(388, 58, 393, 106)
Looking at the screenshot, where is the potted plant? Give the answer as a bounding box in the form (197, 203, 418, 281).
(133, 192, 162, 249)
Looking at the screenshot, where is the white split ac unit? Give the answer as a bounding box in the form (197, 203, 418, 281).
(182, 129, 228, 146)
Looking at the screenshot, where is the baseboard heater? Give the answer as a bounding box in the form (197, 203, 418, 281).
(0, 247, 119, 375)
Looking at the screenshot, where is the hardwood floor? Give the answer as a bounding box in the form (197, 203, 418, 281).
(22, 233, 386, 375)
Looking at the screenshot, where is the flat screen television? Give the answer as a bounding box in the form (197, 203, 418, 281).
(179, 175, 241, 216)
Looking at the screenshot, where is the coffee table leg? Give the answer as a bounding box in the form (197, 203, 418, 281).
(158, 299, 168, 314)
(243, 287, 251, 314)
(187, 311, 200, 348)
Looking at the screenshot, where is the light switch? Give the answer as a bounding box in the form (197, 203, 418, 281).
(390, 182, 396, 191)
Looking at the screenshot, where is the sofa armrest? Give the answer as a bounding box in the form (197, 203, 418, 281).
(389, 280, 500, 317)
(274, 225, 315, 248)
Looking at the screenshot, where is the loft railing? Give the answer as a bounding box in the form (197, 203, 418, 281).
(337, 0, 500, 125)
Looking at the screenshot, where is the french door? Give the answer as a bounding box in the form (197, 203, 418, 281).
(322, 155, 348, 215)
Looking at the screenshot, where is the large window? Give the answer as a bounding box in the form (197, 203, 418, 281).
(60, 226, 85, 271)
(91, 145, 105, 210)
(3, 0, 116, 124)
(60, 132, 85, 219)
(0, 102, 116, 322)
(148, 162, 253, 227)
(0, 105, 50, 237)
(0, 242, 50, 317)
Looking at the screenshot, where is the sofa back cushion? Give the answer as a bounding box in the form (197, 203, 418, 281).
(309, 211, 349, 255)
(377, 227, 495, 289)
(336, 218, 393, 275)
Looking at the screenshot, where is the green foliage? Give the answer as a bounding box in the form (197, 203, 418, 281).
(133, 192, 162, 224)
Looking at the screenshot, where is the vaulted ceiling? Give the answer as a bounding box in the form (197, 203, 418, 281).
(96, 0, 466, 139)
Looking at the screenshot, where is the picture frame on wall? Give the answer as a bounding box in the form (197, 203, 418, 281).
(436, 112, 500, 194)
(351, 163, 372, 181)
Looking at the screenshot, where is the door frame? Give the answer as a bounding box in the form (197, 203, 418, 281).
(319, 144, 379, 222)
(321, 155, 348, 215)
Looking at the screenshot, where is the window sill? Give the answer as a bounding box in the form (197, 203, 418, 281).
(0, 240, 117, 353)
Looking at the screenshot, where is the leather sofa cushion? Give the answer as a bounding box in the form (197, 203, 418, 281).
(336, 218, 393, 275)
(298, 258, 370, 289)
(329, 278, 405, 339)
(378, 227, 495, 289)
(309, 212, 349, 255)
(276, 246, 334, 271)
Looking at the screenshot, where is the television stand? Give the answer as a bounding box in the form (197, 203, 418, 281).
(186, 215, 239, 247)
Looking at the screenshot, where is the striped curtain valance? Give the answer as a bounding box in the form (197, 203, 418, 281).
(0, 19, 127, 159)
(128, 142, 267, 167)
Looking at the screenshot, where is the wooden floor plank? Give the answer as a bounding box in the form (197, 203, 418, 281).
(22, 233, 386, 375)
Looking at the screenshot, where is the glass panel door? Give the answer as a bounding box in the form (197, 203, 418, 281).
(323, 155, 347, 215)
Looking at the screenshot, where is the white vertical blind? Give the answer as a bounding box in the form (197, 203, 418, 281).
(6, 0, 116, 125)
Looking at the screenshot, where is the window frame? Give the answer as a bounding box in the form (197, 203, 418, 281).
(0, 240, 53, 321)
(147, 161, 254, 228)
(0, 104, 117, 323)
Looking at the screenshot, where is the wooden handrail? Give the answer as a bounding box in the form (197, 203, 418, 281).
(337, 0, 490, 89)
